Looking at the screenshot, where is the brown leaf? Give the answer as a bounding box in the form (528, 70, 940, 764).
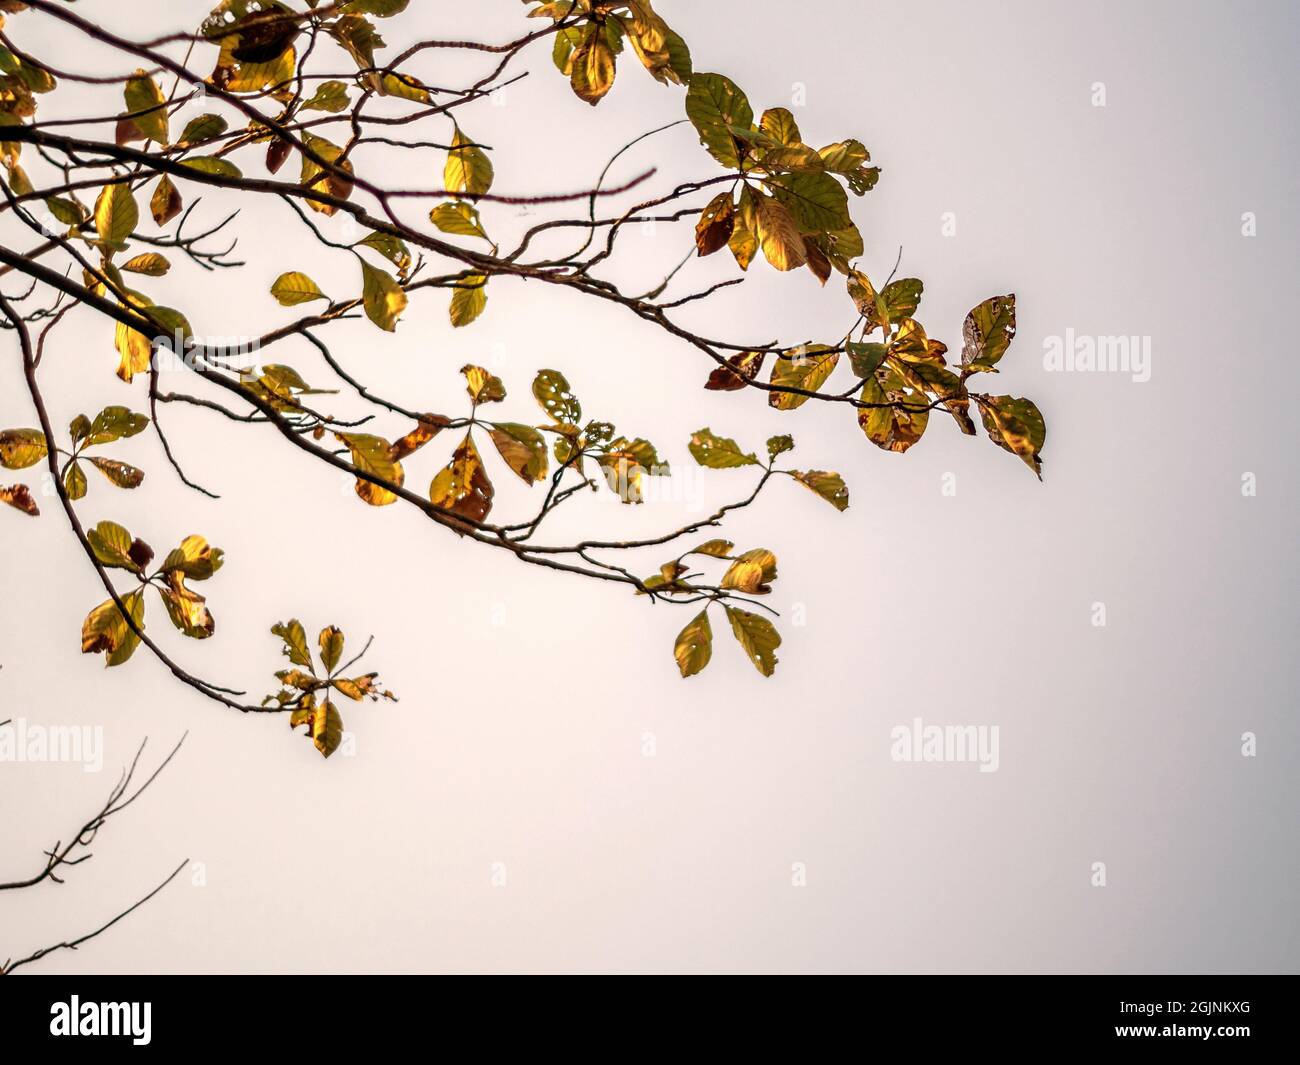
(694, 192, 735, 257)
(0, 483, 38, 516)
(704, 351, 765, 392)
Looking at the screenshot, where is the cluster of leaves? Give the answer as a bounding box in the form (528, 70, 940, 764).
(332, 364, 670, 528)
(80, 521, 224, 665)
(265, 619, 396, 759)
(0, 405, 148, 512)
(530, 0, 692, 105)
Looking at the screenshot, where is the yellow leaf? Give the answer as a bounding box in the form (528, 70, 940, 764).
(488, 423, 548, 484)
(724, 606, 781, 677)
(755, 196, 806, 272)
(319, 625, 344, 673)
(429, 432, 494, 528)
(81, 589, 145, 667)
(271, 270, 327, 306)
(720, 549, 777, 594)
(336, 431, 403, 506)
(94, 183, 138, 248)
(570, 28, 616, 104)
(674, 610, 713, 678)
(449, 274, 487, 327)
(359, 259, 406, 331)
(768, 345, 839, 411)
(444, 124, 493, 197)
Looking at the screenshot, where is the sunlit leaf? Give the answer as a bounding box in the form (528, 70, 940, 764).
(768, 345, 838, 411)
(94, 183, 138, 248)
(961, 293, 1017, 373)
(444, 124, 493, 198)
(724, 606, 780, 676)
(81, 588, 145, 667)
(123, 69, 168, 144)
(975, 394, 1045, 478)
(87, 456, 144, 489)
(359, 259, 407, 331)
(429, 432, 494, 528)
(705, 350, 764, 391)
(532, 369, 581, 427)
(336, 431, 403, 506)
(319, 625, 344, 673)
(720, 548, 777, 594)
(674, 610, 712, 678)
(157, 569, 213, 638)
(685, 72, 753, 169)
(790, 470, 848, 511)
(688, 427, 757, 468)
(271, 270, 328, 306)
(488, 422, 548, 484)
(448, 274, 487, 327)
(0, 427, 46, 469)
(161, 534, 223, 579)
(694, 191, 734, 257)
(272, 618, 312, 668)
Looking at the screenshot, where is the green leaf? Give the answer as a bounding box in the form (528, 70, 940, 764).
(271, 271, 328, 306)
(791, 470, 849, 511)
(961, 294, 1017, 372)
(301, 79, 351, 113)
(354, 230, 411, 275)
(178, 113, 229, 146)
(180, 156, 243, 179)
(64, 461, 87, 500)
(847, 341, 887, 378)
(81, 589, 145, 668)
(724, 606, 781, 677)
(770, 170, 851, 232)
(674, 610, 713, 678)
(684, 72, 753, 169)
(881, 278, 924, 322)
(85, 406, 148, 447)
(766, 434, 794, 461)
(532, 369, 581, 427)
(87, 520, 139, 571)
(688, 427, 757, 469)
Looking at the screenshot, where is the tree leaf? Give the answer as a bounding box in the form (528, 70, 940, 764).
(94, 183, 138, 248)
(121, 252, 170, 276)
(694, 191, 734, 256)
(123, 69, 168, 144)
(975, 394, 1045, 478)
(429, 201, 489, 241)
(64, 461, 87, 500)
(0, 427, 47, 469)
(359, 259, 407, 331)
(791, 470, 849, 511)
(570, 27, 616, 104)
(488, 423, 548, 484)
(767, 434, 794, 461)
(291, 695, 344, 758)
(87, 456, 145, 489)
(444, 124, 493, 197)
(319, 625, 344, 673)
(429, 432, 494, 528)
(858, 368, 930, 453)
(448, 274, 487, 327)
(336, 431, 403, 506)
(532, 369, 581, 427)
(0, 483, 38, 516)
(301, 79, 350, 113)
(720, 548, 777, 594)
(768, 345, 838, 410)
(770, 170, 850, 232)
(691, 539, 734, 558)
(674, 610, 713, 678)
(754, 196, 806, 271)
(881, 278, 924, 322)
(178, 112, 229, 146)
(271, 270, 328, 306)
(961, 294, 1017, 372)
(354, 230, 412, 276)
(157, 569, 213, 638)
(160, 534, 223, 579)
(685, 72, 753, 169)
(705, 350, 764, 391)
(272, 618, 312, 668)
(688, 427, 757, 468)
(81, 589, 145, 667)
(150, 175, 182, 226)
(87, 520, 141, 572)
(724, 606, 780, 676)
